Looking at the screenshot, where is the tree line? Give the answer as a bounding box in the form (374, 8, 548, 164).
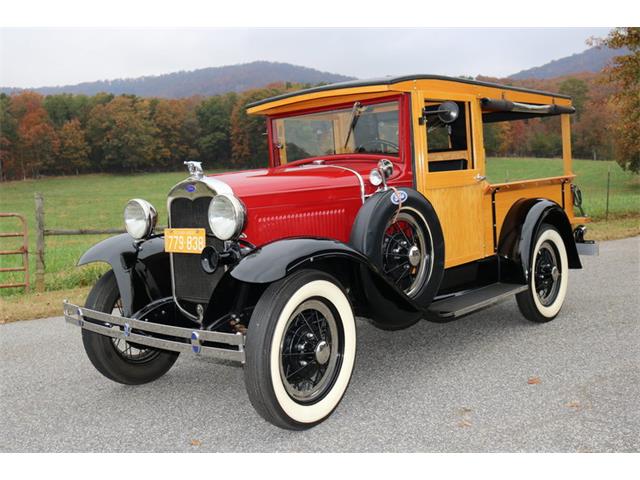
(0, 83, 300, 180)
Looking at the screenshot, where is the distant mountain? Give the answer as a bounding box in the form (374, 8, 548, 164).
(509, 46, 630, 80)
(0, 61, 355, 98)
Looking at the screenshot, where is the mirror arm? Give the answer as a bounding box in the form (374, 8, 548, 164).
(419, 107, 449, 125)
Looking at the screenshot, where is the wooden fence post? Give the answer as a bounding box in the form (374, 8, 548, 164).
(34, 192, 45, 292)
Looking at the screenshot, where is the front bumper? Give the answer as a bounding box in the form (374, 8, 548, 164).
(63, 300, 245, 363)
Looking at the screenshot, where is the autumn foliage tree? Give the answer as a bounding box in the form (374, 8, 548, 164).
(230, 84, 292, 167)
(9, 92, 59, 178)
(86, 96, 161, 172)
(593, 27, 640, 173)
(151, 98, 200, 170)
(58, 119, 89, 174)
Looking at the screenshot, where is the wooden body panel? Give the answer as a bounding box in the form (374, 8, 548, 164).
(425, 180, 486, 267)
(491, 180, 568, 242)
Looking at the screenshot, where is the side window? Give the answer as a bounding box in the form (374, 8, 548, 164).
(424, 100, 473, 172)
(483, 115, 563, 183)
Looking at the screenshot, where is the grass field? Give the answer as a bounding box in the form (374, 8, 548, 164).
(486, 157, 640, 218)
(0, 171, 219, 295)
(1, 159, 638, 303)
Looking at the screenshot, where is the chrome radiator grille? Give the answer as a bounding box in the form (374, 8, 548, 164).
(169, 197, 224, 304)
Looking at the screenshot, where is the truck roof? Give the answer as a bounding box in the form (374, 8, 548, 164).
(246, 74, 572, 114)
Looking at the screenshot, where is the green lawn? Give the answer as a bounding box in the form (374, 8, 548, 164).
(486, 157, 640, 219)
(0, 159, 638, 297)
(0, 171, 220, 295)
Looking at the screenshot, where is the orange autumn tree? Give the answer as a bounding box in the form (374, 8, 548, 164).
(592, 27, 640, 173)
(9, 92, 59, 179)
(151, 98, 200, 170)
(58, 119, 90, 174)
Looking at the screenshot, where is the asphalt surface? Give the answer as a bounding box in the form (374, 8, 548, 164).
(1, 236, 638, 452)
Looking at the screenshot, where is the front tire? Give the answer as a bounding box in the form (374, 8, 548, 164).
(81, 270, 179, 385)
(516, 224, 569, 323)
(244, 269, 357, 430)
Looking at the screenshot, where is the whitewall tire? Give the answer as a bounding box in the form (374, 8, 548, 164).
(244, 269, 357, 430)
(516, 225, 569, 323)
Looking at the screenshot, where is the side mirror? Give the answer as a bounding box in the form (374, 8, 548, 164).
(377, 158, 393, 180)
(420, 101, 460, 125)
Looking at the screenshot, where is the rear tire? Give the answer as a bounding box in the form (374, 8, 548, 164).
(81, 270, 179, 385)
(516, 225, 569, 323)
(244, 269, 357, 430)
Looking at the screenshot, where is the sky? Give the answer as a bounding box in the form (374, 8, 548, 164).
(0, 27, 613, 88)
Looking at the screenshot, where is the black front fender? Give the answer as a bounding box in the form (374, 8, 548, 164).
(78, 234, 169, 316)
(230, 238, 425, 327)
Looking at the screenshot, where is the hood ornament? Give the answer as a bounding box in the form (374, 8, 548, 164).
(184, 161, 203, 179)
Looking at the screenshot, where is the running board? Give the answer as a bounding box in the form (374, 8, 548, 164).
(428, 283, 528, 319)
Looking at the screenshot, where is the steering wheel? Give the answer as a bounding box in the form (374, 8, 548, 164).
(356, 139, 399, 154)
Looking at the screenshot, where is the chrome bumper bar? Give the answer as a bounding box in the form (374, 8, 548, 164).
(63, 301, 245, 363)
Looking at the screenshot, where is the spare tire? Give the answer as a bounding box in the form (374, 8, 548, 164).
(350, 188, 445, 312)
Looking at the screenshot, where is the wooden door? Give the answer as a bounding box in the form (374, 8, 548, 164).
(414, 94, 487, 268)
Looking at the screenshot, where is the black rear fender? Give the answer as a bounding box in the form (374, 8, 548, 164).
(498, 199, 581, 284)
(78, 234, 170, 316)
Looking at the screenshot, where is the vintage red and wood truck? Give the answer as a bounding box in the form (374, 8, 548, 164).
(64, 75, 597, 429)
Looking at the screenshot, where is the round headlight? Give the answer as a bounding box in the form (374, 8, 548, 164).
(370, 168, 383, 187)
(208, 194, 245, 241)
(124, 199, 157, 240)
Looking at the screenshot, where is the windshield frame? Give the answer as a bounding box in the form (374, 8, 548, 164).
(267, 94, 410, 168)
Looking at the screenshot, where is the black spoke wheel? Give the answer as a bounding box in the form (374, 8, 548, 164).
(81, 270, 179, 385)
(244, 269, 357, 430)
(350, 188, 445, 328)
(279, 299, 342, 404)
(533, 241, 562, 306)
(516, 224, 569, 323)
(382, 212, 433, 297)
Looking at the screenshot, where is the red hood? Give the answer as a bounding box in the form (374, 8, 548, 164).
(205, 160, 410, 245)
(208, 163, 371, 245)
(209, 163, 368, 203)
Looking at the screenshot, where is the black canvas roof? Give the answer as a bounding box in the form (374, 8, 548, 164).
(247, 74, 571, 109)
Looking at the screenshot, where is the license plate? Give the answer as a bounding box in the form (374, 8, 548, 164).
(164, 228, 206, 254)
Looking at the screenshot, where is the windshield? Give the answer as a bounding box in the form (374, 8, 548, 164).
(272, 100, 400, 163)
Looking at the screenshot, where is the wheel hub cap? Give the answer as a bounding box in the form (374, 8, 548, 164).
(408, 245, 421, 267)
(315, 340, 331, 365)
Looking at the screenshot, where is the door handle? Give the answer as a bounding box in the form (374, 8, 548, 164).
(474, 174, 486, 182)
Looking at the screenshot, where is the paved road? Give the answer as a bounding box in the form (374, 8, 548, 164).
(1, 237, 638, 452)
